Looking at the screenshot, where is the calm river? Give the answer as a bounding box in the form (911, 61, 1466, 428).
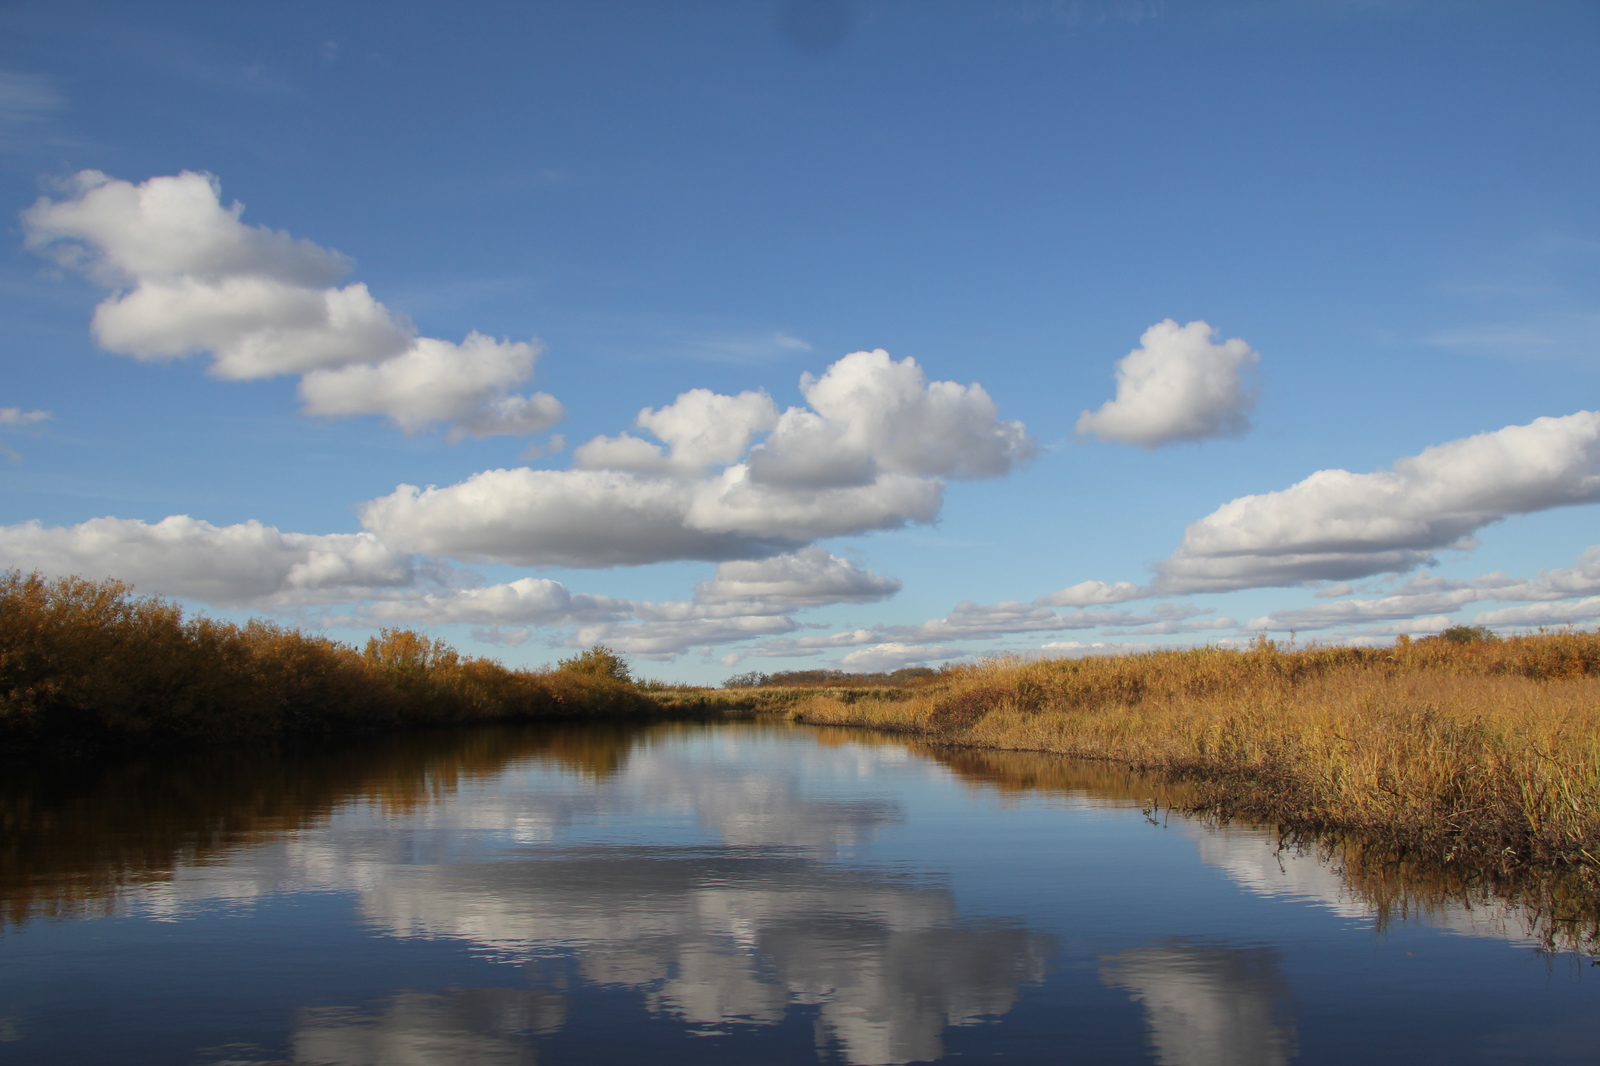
(1, 721, 1595, 1064)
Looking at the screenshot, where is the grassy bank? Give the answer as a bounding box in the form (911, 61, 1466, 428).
(0, 571, 656, 751)
(769, 634, 1600, 881)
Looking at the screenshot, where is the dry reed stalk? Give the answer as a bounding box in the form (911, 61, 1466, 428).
(786, 638, 1600, 877)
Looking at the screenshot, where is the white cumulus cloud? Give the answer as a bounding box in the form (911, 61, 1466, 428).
(23, 170, 562, 439)
(838, 643, 964, 672)
(1245, 545, 1600, 634)
(364, 351, 1029, 568)
(1035, 580, 1146, 607)
(1468, 597, 1600, 629)
(694, 548, 900, 609)
(1151, 410, 1600, 593)
(574, 388, 778, 475)
(1077, 319, 1260, 447)
(323, 549, 901, 660)
(357, 578, 631, 628)
(299, 332, 562, 439)
(0, 515, 417, 607)
(749, 350, 1035, 488)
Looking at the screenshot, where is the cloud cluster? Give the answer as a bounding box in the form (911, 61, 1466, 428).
(1047, 410, 1600, 612)
(1248, 545, 1600, 633)
(1077, 320, 1259, 448)
(563, 550, 900, 659)
(358, 578, 630, 628)
(1153, 410, 1600, 593)
(0, 512, 908, 661)
(693, 546, 900, 609)
(0, 515, 416, 606)
(572, 388, 779, 475)
(1035, 579, 1145, 607)
(364, 351, 1033, 568)
(744, 597, 1217, 668)
(23, 171, 561, 438)
(316, 548, 898, 660)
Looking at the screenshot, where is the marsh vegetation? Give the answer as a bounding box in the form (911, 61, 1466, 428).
(766, 632, 1600, 942)
(0, 571, 654, 751)
(5, 568, 1597, 952)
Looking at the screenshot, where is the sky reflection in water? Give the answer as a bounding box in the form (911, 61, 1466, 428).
(1, 723, 1595, 1065)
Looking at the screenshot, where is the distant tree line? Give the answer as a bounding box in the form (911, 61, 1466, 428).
(722, 666, 941, 689)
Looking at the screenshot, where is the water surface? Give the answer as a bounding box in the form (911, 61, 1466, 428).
(1, 721, 1595, 1064)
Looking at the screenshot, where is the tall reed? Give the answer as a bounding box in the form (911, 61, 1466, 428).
(786, 636, 1600, 878)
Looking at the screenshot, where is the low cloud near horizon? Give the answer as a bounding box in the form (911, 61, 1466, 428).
(1046, 409, 1600, 602)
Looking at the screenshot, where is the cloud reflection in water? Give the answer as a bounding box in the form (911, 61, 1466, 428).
(151, 736, 1053, 1066)
(1100, 941, 1296, 1066)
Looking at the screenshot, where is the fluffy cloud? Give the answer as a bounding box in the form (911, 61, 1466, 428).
(360, 467, 928, 568)
(357, 578, 631, 628)
(1247, 590, 1479, 632)
(574, 388, 779, 475)
(0, 515, 416, 606)
(1035, 580, 1146, 607)
(365, 353, 1029, 568)
(745, 598, 1212, 666)
(693, 547, 900, 609)
(299, 333, 561, 439)
(1247, 546, 1600, 633)
(1151, 410, 1600, 594)
(1077, 320, 1260, 447)
(332, 549, 898, 660)
(748, 630, 882, 658)
(23, 171, 562, 438)
(1468, 597, 1600, 629)
(749, 349, 1034, 487)
(555, 550, 896, 658)
(0, 514, 900, 659)
(573, 614, 802, 660)
(838, 643, 964, 672)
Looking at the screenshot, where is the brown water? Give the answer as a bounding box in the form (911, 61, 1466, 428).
(1, 721, 1595, 1064)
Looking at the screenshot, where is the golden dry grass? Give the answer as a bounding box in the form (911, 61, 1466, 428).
(783, 636, 1600, 878)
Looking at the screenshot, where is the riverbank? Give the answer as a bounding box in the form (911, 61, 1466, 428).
(745, 634, 1600, 885)
(0, 571, 657, 752)
(8, 568, 1598, 911)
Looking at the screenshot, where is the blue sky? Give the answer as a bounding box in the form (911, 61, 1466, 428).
(2, 0, 1598, 682)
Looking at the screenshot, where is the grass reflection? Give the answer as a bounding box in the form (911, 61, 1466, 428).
(5, 720, 1596, 961)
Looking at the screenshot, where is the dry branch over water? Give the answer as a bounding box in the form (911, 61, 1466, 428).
(777, 636, 1600, 886)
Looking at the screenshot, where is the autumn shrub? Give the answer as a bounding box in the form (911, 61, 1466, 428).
(0, 571, 656, 750)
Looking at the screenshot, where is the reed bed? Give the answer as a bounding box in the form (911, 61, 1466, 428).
(783, 635, 1600, 882)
